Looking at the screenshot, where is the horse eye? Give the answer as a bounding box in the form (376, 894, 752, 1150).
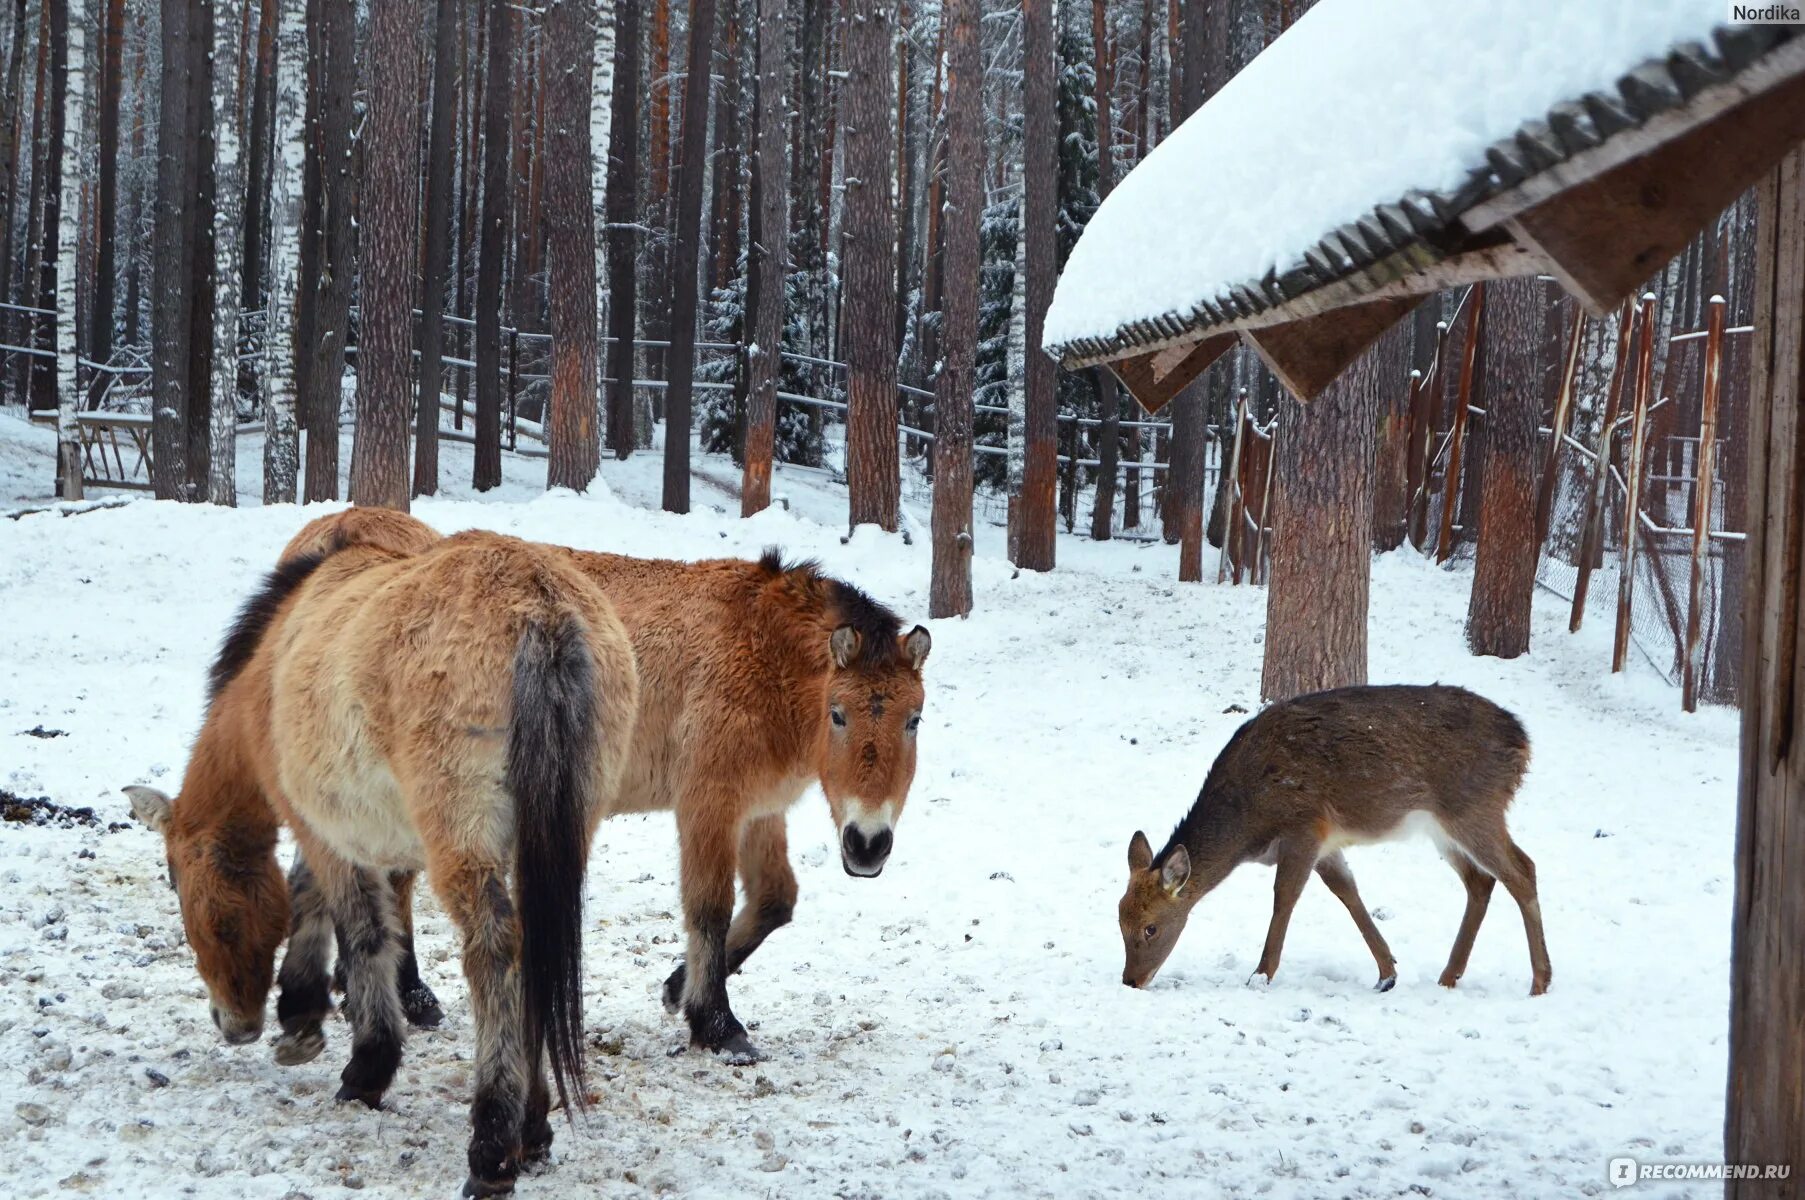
(830, 706, 847, 728)
(1143, 925, 1158, 942)
(905, 714, 921, 733)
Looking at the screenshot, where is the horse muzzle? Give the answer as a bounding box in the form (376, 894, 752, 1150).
(212, 1003, 263, 1045)
(840, 823, 893, 878)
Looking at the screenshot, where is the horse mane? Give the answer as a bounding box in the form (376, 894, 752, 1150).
(757, 547, 904, 668)
(206, 550, 331, 706)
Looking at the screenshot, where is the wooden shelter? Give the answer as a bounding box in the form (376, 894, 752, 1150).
(1047, 11, 1805, 1191)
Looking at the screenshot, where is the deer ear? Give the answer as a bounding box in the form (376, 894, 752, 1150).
(1128, 830, 1153, 872)
(901, 625, 931, 671)
(125, 786, 173, 834)
(1160, 845, 1191, 894)
(829, 625, 861, 668)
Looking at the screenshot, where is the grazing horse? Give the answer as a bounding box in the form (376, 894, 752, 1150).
(128, 529, 639, 1197)
(278, 518, 933, 1064)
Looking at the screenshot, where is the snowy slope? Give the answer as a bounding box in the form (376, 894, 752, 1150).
(1044, 0, 1727, 351)
(0, 485, 1740, 1199)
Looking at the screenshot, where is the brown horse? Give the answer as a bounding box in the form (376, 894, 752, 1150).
(128, 527, 639, 1197)
(278, 515, 933, 1063)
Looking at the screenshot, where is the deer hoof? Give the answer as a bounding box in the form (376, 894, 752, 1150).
(1530, 977, 1550, 997)
(1245, 970, 1274, 989)
(1437, 971, 1461, 989)
(1374, 975, 1396, 993)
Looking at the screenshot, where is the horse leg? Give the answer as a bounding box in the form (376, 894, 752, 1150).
(429, 851, 531, 1197)
(662, 814, 798, 1012)
(675, 786, 760, 1064)
(390, 870, 445, 1028)
(274, 849, 334, 1066)
(310, 849, 409, 1109)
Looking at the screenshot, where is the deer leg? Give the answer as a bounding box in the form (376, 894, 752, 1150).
(1436, 850, 1496, 990)
(310, 850, 409, 1110)
(1457, 827, 1551, 996)
(390, 870, 444, 1029)
(662, 815, 798, 1012)
(429, 854, 530, 1197)
(675, 786, 760, 1063)
(1252, 842, 1318, 984)
(274, 849, 334, 1066)
(1313, 851, 1398, 991)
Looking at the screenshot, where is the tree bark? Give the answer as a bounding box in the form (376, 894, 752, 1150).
(544, 0, 599, 492)
(300, 0, 355, 501)
(1260, 330, 1389, 701)
(240, 0, 276, 311)
(928, 0, 978, 616)
(208, 0, 246, 505)
(1164, 0, 1208, 576)
(659, 0, 718, 513)
(1088, 0, 1119, 542)
(0, 0, 27, 407)
(13, 0, 47, 412)
(1724, 143, 1805, 1196)
(261, 0, 303, 504)
(1465, 275, 1543, 658)
(86, 0, 123, 408)
(1014, 0, 1056, 568)
(151, 0, 197, 497)
(641, 0, 672, 403)
(51, 0, 82, 499)
(348, 0, 419, 510)
(589, 0, 614, 455)
(603, 0, 639, 458)
(415, 0, 461, 497)
(473, 0, 512, 491)
(842, 0, 899, 531)
(740, 0, 789, 515)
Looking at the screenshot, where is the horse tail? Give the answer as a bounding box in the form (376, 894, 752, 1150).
(506, 609, 598, 1117)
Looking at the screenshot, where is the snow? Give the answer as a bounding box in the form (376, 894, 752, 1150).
(0, 415, 1743, 1198)
(1044, 0, 1728, 352)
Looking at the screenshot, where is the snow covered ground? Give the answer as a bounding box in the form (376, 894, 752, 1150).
(0, 407, 1743, 1199)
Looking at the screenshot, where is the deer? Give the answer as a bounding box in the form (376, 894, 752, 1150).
(1118, 684, 1551, 996)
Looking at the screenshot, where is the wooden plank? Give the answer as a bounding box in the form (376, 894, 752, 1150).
(1613, 293, 1657, 674)
(1682, 296, 1725, 712)
(1503, 58, 1805, 314)
(1243, 294, 1424, 402)
(1107, 332, 1235, 414)
(1438, 285, 1485, 563)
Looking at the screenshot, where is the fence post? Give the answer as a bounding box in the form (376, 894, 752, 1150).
(1682, 295, 1726, 711)
(1403, 368, 1425, 547)
(1612, 291, 1658, 674)
(1570, 298, 1636, 632)
(1236, 414, 1258, 585)
(1534, 308, 1586, 545)
(506, 327, 519, 452)
(1256, 422, 1279, 584)
(1437, 283, 1485, 563)
(1217, 389, 1248, 583)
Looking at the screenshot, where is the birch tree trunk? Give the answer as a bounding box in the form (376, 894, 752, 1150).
(590, 0, 613, 447)
(928, 0, 979, 617)
(52, 0, 82, 500)
(545, 0, 599, 491)
(602, 0, 639, 458)
(207, 0, 245, 506)
(740, 0, 788, 516)
(260, 0, 303, 504)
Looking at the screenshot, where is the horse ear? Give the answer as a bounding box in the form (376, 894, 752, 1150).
(1160, 845, 1191, 894)
(1128, 830, 1153, 871)
(901, 625, 931, 671)
(829, 625, 861, 668)
(125, 786, 173, 834)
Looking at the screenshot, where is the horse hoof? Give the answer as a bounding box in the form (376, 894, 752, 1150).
(462, 1175, 516, 1198)
(402, 983, 444, 1029)
(710, 1033, 764, 1066)
(273, 1027, 326, 1066)
(1374, 975, 1397, 993)
(661, 966, 686, 1015)
(334, 1083, 384, 1110)
(520, 1128, 554, 1168)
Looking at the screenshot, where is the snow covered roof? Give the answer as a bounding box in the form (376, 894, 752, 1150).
(1044, 0, 1805, 394)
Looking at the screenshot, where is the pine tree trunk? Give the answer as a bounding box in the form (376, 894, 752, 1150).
(0, 0, 26, 408)
(151, 0, 197, 498)
(348, 0, 418, 510)
(51, 0, 82, 499)
(1164, 0, 1208, 576)
(260, 0, 302, 504)
(208, 0, 246, 506)
(602, 0, 638, 458)
(86, 0, 123, 408)
(659, 0, 718, 514)
(1260, 332, 1388, 701)
(740, 0, 788, 515)
(1463, 276, 1542, 657)
(641, 0, 671, 402)
(1015, 0, 1056, 569)
(301, 0, 355, 501)
(1088, 0, 1119, 542)
(841, 0, 898, 531)
(544, 0, 599, 492)
(240, 0, 276, 310)
(184, 1, 216, 501)
(415, 0, 461, 497)
(473, 0, 512, 491)
(928, 0, 978, 616)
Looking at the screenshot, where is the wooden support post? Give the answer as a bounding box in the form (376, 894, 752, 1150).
(1534, 307, 1586, 545)
(1217, 388, 1247, 584)
(1682, 295, 1725, 713)
(1571, 299, 1636, 632)
(1403, 368, 1425, 547)
(1255, 423, 1278, 585)
(1612, 292, 1657, 674)
(1437, 284, 1484, 563)
(1236, 421, 1258, 586)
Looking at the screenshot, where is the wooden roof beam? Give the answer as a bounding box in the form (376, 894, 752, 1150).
(1242, 294, 1425, 402)
(1107, 332, 1236, 413)
(1499, 57, 1805, 314)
